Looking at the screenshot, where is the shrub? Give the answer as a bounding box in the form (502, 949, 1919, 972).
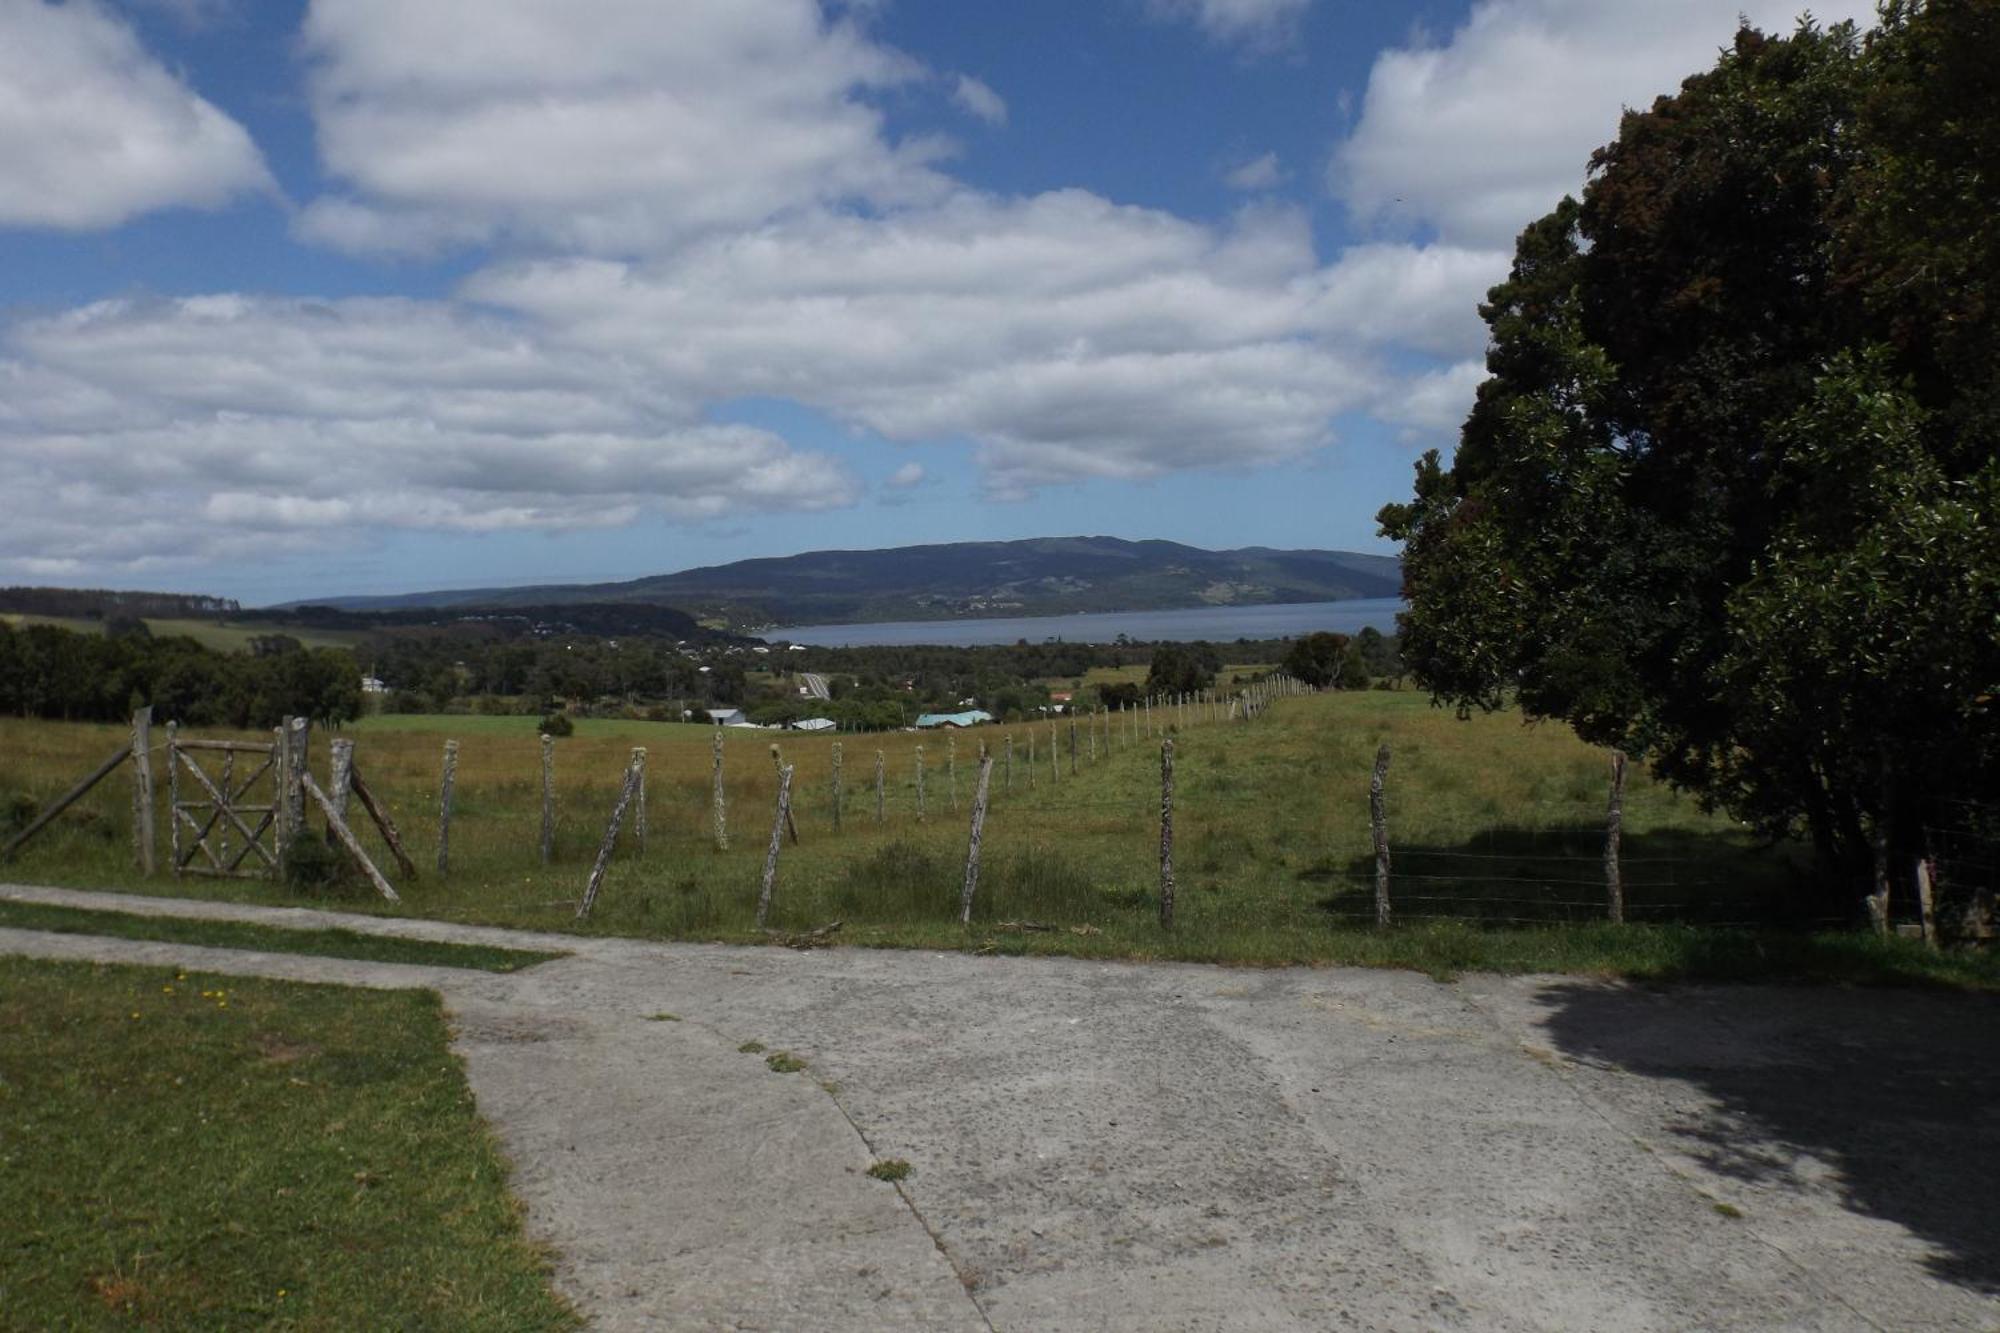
(538, 711, 574, 738)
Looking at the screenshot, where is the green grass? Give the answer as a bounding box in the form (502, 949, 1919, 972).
(4, 693, 1993, 989)
(764, 1051, 807, 1073)
(866, 1160, 911, 1182)
(0, 899, 562, 972)
(351, 713, 720, 741)
(0, 614, 363, 652)
(0, 955, 578, 1330)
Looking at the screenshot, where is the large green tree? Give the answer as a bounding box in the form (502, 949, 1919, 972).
(1379, 3, 2000, 915)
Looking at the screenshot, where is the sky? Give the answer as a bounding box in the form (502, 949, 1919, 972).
(0, 0, 1877, 606)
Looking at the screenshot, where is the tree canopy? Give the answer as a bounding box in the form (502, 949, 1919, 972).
(1378, 1, 2000, 912)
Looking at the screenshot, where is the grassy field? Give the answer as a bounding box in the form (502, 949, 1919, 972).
(3, 692, 1993, 987)
(0, 955, 577, 1329)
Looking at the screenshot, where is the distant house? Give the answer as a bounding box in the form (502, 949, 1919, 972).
(792, 717, 837, 733)
(705, 707, 747, 727)
(359, 675, 387, 695)
(788, 644, 808, 652)
(915, 709, 993, 729)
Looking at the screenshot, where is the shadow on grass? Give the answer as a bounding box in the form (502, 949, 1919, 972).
(1317, 825, 1815, 928)
(1536, 977, 2000, 1296)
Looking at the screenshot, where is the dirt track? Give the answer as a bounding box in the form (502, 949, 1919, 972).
(5, 883, 1997, 1331)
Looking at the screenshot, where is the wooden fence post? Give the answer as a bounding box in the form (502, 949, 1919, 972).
(915, 745, 927, 821)
(436, 738, 458, 875)
(756, 764, 795, 929)
(874, 749, 886, 823)
(959, 752, 996, 925)
(2, 741, 134, 865)
(1159, 738, 1176, 928)
(831, 741, 843, 830)
(540, 733, 556, 864)
(711, 729, 729, 851)
(287, 716, 309, 845)
(631, 747, 648, 854)
(576, 757, 640, 921)
(1370, 743, 1392, 927)
(1915, 857, 1939, 949)
(130, 707, 155, 876)
(1069, 718, 1078, 775)
(1027, 730, 1036, 788)
(767, 744, 798, 844)
(348, 767, 417, 880)
(326, 737, 354, 848)
(1605, 750, 1626, 924)
(272, 722, 291, 847)
(1005, 733, 1014, 792)
(300, 771, 399, 902)
(1049, 721, 1059, 784)
(166, 722, 181, 877)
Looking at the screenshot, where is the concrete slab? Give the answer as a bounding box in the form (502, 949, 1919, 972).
(4, 884, 1997, 1330)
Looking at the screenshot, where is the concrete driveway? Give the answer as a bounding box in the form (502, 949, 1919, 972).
(5, 884, 1997, 1331)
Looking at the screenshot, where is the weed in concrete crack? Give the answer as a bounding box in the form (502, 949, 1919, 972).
(1711, 1201, 1744, 1219)
(765, 1051, 806, 1073)
(646, 1012, 680, 1022)
(738, 1040, 766, 1054)
(866, 1159, 911, 1182)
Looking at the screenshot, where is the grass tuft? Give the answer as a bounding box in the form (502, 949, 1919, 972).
(866, 1159, 912, 1182)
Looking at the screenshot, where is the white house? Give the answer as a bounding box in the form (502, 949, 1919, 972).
(705, 707, 747, 727)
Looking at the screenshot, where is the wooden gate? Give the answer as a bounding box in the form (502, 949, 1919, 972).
(168, 735, 281, 878)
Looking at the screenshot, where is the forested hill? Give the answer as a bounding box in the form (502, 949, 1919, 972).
(303, 537, 1403, 626)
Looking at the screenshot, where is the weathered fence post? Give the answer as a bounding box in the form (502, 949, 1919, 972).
(756, 764, 795, 929)
(631, 746, 648, 854)
(1049, 721, 1059, 784)
(272, 723, 291, 846)
(959, 751, 996, 925)
(576, 756, 640, 921)
(1605, 750, 1627, 924)
(436, 738, 458, 875)
(1005, 733, 1014, 792)
(1370, 743, 1392, 927)
(1159, 737, 1176, 929)
(874, 749, 886, 823)
(300, 771, 399, 902)
(1027, 730, 1036, 788)
(540, 733, 556, 864)
(130, 706, 155, 876)
(166, 721, 181, 877)
(286, 716, 309, 845)
(1915, 856, 1939, 949)
(831, 741, 844, 830)
(1087, 709, 1097, 763)
(915, 745, 927, 821)
(711, 729, 729, 851)
(325, 737, 354, 850)
(768, 744, 799, 844)
(1069, 718, 1078, 775)
(1867, 838, 1893, 938)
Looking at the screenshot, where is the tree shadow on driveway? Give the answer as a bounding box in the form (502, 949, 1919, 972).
(1535, 979, 2000, 1296)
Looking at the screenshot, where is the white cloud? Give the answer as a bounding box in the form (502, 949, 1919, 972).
(951, 74, 1007, 126)
(1148, 0, 1313, 49)
(297, 0, 950, 255)
(886, 461, 926, 488)
(1333, 0, 1879, 249)
(0, 0, 271, 229)
(0, 296, 856, 575)
(1371, 359, 1489, 442)
(465, 190, 1435, 494)
(1223, 151, 1283, 191)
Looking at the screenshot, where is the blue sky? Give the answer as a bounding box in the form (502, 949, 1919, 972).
(0, 0, 1873, 605)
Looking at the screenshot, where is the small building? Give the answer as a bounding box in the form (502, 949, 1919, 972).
(792, 717, 837, 733)
(705, 707, 747, 727)
(914, 709, 993, 729)
(359, 675, 387, 695)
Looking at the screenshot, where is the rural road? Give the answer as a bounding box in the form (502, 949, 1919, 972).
(5, 884, 1998, 1331)
(800, 671, 832, 701)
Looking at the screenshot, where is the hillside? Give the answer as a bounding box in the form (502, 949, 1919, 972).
(305, 537, 1403, 627)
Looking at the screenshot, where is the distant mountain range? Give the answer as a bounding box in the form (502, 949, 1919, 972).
(297, 537, 1403, 628)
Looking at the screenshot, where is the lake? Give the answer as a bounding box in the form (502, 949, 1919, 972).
(767, 597, 1407, 647)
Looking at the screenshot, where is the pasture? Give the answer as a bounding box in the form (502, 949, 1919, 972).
(11, 688, 1985, 986)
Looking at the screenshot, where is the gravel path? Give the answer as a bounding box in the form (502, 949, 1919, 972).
(5, 882, 1998, 1331)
